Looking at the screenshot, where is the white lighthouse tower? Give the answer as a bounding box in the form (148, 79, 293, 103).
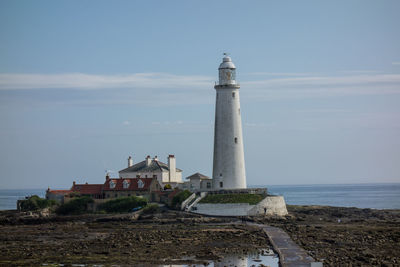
(212, 54, 247, 189)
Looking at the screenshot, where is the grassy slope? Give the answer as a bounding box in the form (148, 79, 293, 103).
(199, 194, 264, 205)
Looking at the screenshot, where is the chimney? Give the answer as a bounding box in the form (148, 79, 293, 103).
(145, 155, 152, 166)
(105, 174, 110, 181)
(128, 156, 133, 167)
(168, 155, 176, 183)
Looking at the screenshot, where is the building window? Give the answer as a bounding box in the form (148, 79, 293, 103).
(207, 182, 211, 189)
(123, 180, 130, 189)
(109, 180, 116, 189)
(220, 182, 223, 188)
(145, 175, 148, 178)
(234, 137, 238, 144)
(128, 194, 131, 197)
(153, 175, 157, 178)
(107, 194, 110, 198)
(219, 173, 222, 177)
(114, 193, 118, 197)
(138, 179, 144, 188)
(232, 92, 235, 98)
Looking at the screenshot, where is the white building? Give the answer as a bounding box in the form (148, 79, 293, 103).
(119, 155, 183, 187)
(212, 54, 247, 190)
(181, 172, 212, 191)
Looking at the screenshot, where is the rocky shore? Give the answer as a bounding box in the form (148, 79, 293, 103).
(255, 205, 400, 266)
(0, 210, 271, 266)
(1, 205, 399, 266)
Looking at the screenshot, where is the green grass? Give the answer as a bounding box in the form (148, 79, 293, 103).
(56, 196, 94, 215)
(199, 193, 264, 205)
(171, 190, 192, 208)
(19, 195, 57, 211)
(98, 196, 147, 213)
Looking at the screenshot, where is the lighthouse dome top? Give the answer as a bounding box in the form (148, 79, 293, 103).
(219, 55, 236, 69)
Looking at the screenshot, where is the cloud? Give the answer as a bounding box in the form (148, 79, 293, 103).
(338, 70, 381, 74)
(0, 72, 399, 106)
(0, 73, 213, 90)
(241, 74, 400, 100)
(243, 72, 313, 76)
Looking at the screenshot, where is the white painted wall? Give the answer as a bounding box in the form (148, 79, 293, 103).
(248, 196, 288, 216)
(192, 196, 288, 216)
(212, 86, 247, 189)
(194, 203, 252, 216)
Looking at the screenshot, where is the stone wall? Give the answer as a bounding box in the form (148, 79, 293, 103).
(193, 203, 253, 216)
(192, 195, 288, 217)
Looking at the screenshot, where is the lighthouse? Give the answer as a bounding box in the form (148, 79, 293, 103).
(212, 54, 247, 189)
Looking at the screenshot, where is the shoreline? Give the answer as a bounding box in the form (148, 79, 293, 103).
(1, 205, 399, 266)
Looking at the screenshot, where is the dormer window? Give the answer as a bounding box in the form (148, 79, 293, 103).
(109, 180, 116, 189)
(123, 180, 130, 189)
(138, 179, 144, 188)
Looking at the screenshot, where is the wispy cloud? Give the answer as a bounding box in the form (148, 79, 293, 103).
(242, 74, 400, 100)
(243, 72, 313, 77)
(0, 73, 213, 90)
(0, 72, 399, 105)
(338, 70, 381, 74)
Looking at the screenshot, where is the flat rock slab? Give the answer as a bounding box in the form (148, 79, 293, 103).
(248, 223, 323, 267)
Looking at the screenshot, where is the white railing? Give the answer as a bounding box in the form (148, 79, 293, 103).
(180, 193, 196, 210)
(186, 192, 208, 211)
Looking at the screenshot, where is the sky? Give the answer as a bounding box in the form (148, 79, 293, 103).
(0, 0, 399, 189)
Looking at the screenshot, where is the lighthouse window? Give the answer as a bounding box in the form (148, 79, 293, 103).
(220, 182, 223, 188)
(234, 137, 238, 144)
(232, 92, 235, 98)
(238, 108, 240, 114)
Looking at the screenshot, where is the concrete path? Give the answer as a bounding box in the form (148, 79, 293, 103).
(247, 222, 323, 267)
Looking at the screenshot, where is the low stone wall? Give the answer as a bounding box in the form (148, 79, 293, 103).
(192, 195, 288, 217)
(193, 203, 253, 216)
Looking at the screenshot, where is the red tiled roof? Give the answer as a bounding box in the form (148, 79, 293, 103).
(103, 178, 154, 191)
(48, 190, 72, 195)
(71, 184, 103, 195)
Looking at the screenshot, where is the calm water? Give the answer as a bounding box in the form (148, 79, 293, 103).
(1, 183, 400, 210)
(42, 250, 279, 267)
(0, 189, 45, 210)
(265, 183, 400, 209)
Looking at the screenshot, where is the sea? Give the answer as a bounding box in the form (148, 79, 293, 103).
(0, 183, 399, 210)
